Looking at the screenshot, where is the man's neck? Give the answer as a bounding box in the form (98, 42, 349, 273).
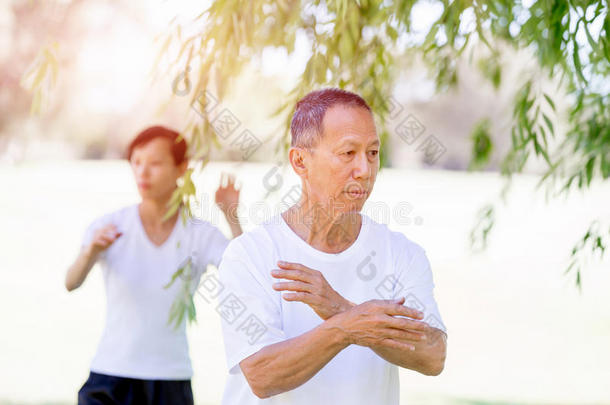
(282, 197, 362, 254)
(139, 197, 179, 228)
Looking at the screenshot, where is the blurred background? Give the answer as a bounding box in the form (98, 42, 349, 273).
(1, 0, 608, 404)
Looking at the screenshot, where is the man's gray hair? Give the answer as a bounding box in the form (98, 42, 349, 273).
(290, 88, 372, 149)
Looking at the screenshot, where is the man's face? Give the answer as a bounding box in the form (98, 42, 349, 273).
(299, 105, 379, 215)
(129, 138, 186, 201)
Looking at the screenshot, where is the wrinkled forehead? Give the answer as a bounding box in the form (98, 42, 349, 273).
(319, 105, 378, 147)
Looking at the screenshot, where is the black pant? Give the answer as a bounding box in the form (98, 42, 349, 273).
(78, 371, 194, 405)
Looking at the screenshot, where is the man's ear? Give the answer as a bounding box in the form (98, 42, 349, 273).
(288, 147, 308, 178)
(178, 160, 188, 176)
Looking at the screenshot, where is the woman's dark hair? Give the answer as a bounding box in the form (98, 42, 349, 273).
(126, 126, 187, 165)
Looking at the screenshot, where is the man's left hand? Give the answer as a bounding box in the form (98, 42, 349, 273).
(271, 261, 354, 320)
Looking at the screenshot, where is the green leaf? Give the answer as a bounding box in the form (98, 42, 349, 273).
(583, 22, 599, 53)
(542, 113, 555, 137)
(187, 297, 197, 322)
(543, 93, 556, 111)
(585, 157, 595, 186)
(386, 24, 398, 41)
(538, 124, 548, 147)
(468, 119, 493, 170)
(349, 7, 360, 40)
(573, 40, 587, 83)
(313, 54, 327, 83)
(423, 24, 439, 51)
(338, 33, 354, 62)
(164, 265, 185, 289)
(162, 201, 181, 222)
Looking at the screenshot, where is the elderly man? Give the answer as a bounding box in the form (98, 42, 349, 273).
(217, 88, 447, 404)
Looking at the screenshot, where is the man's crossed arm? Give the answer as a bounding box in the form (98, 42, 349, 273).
(271, 261, 447, 373)
(238, 261, 447, 399)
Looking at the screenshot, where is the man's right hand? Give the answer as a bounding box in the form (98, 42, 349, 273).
(327, 297, 429, 351)
(66, 224, 121, 291)
(88, 224, 122, 256)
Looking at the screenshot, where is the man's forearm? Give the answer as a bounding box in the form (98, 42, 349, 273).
(240, 317, 349, 399)
(324, 301, 446, 375)
(224, 212, 243, 238)
(65, 246, 99, 291)
(370, 327, 447, 375)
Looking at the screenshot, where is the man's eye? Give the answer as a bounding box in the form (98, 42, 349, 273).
(369, 150, 379, 157)
(344, 151, 355, 156)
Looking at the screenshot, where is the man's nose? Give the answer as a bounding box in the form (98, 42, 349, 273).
(136, 163, 150, 178)
(352, 152, 372, 180)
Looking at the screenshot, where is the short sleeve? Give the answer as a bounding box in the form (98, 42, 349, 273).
(204, 226, 230, 268)
(80, 216, 109, 258)
(81, 218, 98, 249)
(393, 239, 447, 334)
(217, 240, 285, 375)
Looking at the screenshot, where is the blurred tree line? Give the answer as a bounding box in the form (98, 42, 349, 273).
(20, 0, 609, 287)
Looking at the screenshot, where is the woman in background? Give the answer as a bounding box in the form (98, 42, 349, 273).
(65, 126, 243, 405)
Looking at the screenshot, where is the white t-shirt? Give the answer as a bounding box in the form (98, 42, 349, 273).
(81, 204, 229, 380)
(218, 213, 446, 404)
